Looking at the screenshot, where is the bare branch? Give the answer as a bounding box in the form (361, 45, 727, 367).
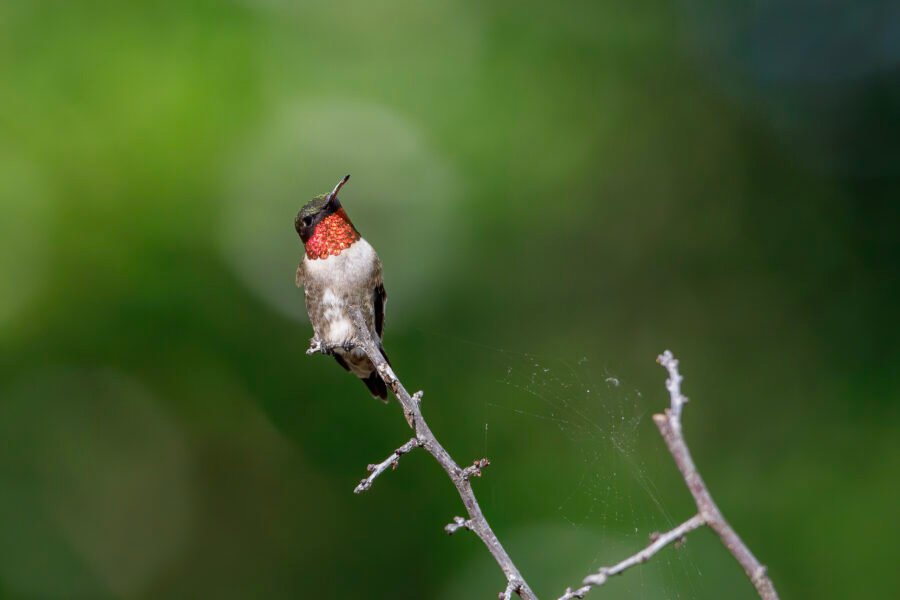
(342, 310, 537, 600)
(561, 350, 779, 600)
(354, 437, 420, 494)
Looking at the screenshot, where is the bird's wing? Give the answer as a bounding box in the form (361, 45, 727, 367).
(295, 260, 304, 288)
(374, 282, 386, 339)
(372, 255, 386, 340)
(370, 254, 391, 366)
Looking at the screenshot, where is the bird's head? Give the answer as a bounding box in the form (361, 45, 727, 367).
(295, 174, 351, 243)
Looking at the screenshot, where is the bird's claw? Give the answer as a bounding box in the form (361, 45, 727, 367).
(306, 338, 328, 355)
(307, 338, 357, 356)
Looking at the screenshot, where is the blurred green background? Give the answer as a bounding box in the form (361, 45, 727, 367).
(1, 1, 898, 598)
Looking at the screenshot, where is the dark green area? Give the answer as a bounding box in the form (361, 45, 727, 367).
(1, 1, 897, 598)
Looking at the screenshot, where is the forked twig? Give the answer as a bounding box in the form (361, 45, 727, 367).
(560, 351, 779, 600)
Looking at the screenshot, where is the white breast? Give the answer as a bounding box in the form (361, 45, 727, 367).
(304, 239, 377, 345)
(321, 288, 354, 341)
(303, 238, 377, 287)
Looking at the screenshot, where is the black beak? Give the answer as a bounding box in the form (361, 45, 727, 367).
(327, 174, 350, 203)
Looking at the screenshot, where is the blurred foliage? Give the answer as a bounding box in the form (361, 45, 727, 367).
(1, 0, 898, 598)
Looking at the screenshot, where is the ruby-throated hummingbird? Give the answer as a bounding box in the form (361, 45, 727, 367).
(294, 175, 390, 400)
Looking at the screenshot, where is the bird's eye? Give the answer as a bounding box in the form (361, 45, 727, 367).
(302, 216, 313, 226)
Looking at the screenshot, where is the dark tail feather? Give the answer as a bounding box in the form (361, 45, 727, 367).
(363, 343, 391, 402)
(362, 370, 388, 402)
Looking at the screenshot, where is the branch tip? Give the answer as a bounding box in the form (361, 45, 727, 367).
(461, 457, 491, 480)
(558, 586, 590, 600)
(353, 438, 419, 494)
(445, 516, 473, 535)
(656, 349, 688, 418)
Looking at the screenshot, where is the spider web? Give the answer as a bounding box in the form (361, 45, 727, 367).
(472, 345, 708, 599)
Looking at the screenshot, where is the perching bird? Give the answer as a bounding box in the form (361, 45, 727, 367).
(294, 175, 389, 400)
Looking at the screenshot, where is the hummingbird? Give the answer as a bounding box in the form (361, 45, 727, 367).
(294, 175, 390, 400)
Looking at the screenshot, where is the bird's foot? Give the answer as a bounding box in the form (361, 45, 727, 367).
(306, 338, 330, 356)
(307, 338, 358, 356)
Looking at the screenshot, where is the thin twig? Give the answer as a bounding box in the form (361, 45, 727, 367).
(561, 513, 706, 599)
(560, 351, 779, 600)
(500, 580, 522, 600)
(341, 309, 537, 600)
(354, 437, 420, 494)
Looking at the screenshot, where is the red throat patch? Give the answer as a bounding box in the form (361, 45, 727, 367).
(305, 209, 360, 260)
